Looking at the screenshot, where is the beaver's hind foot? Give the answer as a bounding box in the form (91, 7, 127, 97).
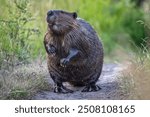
(54, 84, 73, 93)
(82, 84, 101, 92)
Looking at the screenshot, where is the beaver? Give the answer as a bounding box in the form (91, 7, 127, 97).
(44, 10, 103, 93)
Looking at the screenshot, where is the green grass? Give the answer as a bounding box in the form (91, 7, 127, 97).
(119, 45, 150, 99)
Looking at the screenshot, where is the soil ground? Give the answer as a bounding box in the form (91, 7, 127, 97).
(32, 63, 127, 100)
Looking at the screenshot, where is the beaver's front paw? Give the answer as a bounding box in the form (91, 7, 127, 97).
(48, 45, 56, 55)
(60, 58, 70, 67)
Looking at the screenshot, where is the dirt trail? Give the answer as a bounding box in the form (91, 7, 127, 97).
(32, 63, 127, 100)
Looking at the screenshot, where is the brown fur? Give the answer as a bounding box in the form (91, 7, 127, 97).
(44, 10, 103, 93)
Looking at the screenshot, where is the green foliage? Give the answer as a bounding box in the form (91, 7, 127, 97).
(0, 0, 148, 64)
(0, 0, 39, 69)
(122, 8, 147, 48)
(50, 0, 147, 53)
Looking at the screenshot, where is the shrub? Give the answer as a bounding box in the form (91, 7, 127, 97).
(50, 0, 147, 54)
(120, 22, 150, 99)
(120, 48, 150, 99)
(0, 0, 39, 69)
(1, 0, 147, 58)
(122, 8, 148, 49)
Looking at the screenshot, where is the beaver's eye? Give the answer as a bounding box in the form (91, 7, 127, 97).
(60, 11, 64, 13)
(47, 10, 53, 16)
(73, 12, 77, 19)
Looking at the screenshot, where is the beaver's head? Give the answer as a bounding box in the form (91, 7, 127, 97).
(46, 10, 78, 35)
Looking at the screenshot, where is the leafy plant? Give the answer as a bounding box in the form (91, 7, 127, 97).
(0, 0, 39, 69)
(120, 22, 150, 99)
(50, 0, 147, 54)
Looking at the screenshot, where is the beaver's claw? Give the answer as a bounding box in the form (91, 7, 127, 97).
(82, 84, 101, 92)
(60, 58, 70, 67)
(48, 45, 56, 55)
(54, 85, 73, 93)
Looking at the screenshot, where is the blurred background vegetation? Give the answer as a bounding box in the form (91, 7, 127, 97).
(0, 0, 150, 99)
(0, 0, 149, 67)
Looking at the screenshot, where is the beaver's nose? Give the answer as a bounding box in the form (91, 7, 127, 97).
(47, 10, 54, 17)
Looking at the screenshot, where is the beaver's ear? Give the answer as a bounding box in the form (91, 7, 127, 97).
(73, 12, 77, 19)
